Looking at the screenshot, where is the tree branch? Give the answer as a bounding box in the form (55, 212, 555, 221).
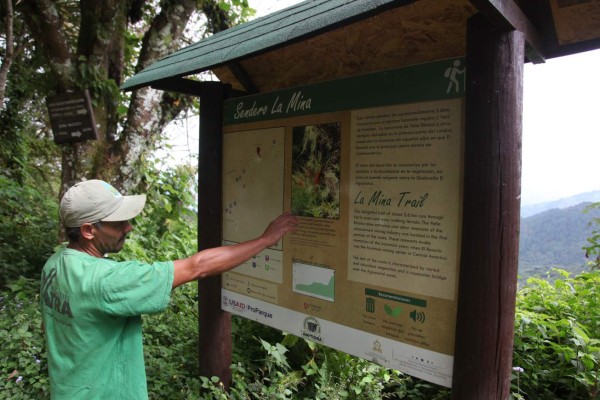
(18, 0, 75, 91)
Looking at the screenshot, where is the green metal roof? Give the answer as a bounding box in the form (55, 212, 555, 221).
(121, 0, 412, 91)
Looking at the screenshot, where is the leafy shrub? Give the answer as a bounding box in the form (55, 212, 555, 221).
(584, 202, 600, 270)
(0, 277, 48, 399)
(115, 163, 198, 264)
(143, 283, 202, 400)
(0, 175, 58, 287)
(224, 318, 451, 400)
(512, 269, 600, 399)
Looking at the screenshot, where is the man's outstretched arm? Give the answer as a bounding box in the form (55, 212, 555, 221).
(172, 212, 297, 288)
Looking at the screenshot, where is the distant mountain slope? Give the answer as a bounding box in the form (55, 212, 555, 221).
(521, 190, 600, 218)
(518, 202, 600, 281)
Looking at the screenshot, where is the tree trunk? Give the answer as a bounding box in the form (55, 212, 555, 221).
(0, 0, 15, 107)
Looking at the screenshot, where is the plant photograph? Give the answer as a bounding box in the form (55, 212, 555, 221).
(291, 123, 341, 219)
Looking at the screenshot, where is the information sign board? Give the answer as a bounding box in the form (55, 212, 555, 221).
(46, 90, 98, 144)
(221, 58, 466, 387)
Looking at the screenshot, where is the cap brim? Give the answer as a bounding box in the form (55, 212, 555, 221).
(101, 194, 147, 222)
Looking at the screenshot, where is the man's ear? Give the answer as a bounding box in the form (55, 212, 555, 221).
(80, 223, 96, 240)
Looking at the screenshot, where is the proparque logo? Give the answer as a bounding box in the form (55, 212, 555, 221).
(247, 304, 273, 319)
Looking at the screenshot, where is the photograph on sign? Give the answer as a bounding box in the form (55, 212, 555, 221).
(221, 58, 465, 388)
(291, 123, 341, 220)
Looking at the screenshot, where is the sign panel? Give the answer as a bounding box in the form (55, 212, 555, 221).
(221, 58, 465, 387)
(46, 90, 98, 144)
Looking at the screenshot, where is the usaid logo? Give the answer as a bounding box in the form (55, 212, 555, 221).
(222, 296, 246, 313)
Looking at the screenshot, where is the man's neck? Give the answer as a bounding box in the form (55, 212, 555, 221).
(67, 242, 104, 258)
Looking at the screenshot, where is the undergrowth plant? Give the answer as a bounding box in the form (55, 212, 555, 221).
(0, 175, 58, 288)
(584, 202, 600, 270)
(227, 323, 400, 399)
(0, 277, 49, 399)
(512, 269, 600, 399)
(143, 283, 202, 399)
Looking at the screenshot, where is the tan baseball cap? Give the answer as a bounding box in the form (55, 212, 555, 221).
(60, 180, 146, 228)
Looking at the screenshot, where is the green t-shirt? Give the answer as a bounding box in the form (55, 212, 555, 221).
(40, 248, 174, 399)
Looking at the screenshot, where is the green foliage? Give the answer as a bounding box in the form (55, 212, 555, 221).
(0, 42, 61, 287)
(0, 277, 49, 399)
(0, 19, 58, 182)
(224, 318, 451, 400)
(512, 269, 600, 399)
(0, 174, 59, 287)
(217, 0, 256, 22)
(77, 56, 121, 108)
(143, 283, 202, 399)
(113, 162, 198, 263)
(583, 202, 600, 270)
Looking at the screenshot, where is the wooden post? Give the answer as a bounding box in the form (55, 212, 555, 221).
(452, 14, 524, 399)
(197, 82, 232, 388)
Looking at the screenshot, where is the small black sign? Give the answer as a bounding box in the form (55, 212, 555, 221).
(46, 90, 98, 144)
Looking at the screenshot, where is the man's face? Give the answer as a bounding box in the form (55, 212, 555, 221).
(92, 220, 133, 254)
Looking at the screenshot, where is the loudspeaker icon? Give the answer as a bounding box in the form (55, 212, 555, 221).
(409, 309, 426, 323)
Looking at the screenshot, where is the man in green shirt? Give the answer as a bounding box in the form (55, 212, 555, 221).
(40, 179, 297, 399)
